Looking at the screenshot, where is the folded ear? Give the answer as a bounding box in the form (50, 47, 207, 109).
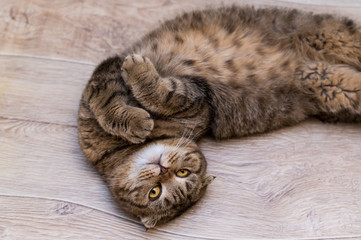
(140, 215, 158, 229)
(201, 173, 216, 187)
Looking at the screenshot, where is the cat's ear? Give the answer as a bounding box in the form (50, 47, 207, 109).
(201, 174, 216, 187)
(140, 215, 158, 229)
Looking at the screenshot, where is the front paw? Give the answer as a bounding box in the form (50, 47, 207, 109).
(99, 106, 154, 144)
(125, 107, 154, 144)
(121, 54, 156, 83)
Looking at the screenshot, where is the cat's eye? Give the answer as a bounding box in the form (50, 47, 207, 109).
(149, 185, 162, 201)
(176, 169, 190, 178)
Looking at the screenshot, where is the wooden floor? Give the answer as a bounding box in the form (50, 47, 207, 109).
(1, 0, 361, 239)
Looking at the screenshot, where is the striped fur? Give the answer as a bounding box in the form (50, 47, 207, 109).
(78, 6, 361, 228)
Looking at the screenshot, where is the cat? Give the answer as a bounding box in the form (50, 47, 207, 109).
(78, 5, 361, 229)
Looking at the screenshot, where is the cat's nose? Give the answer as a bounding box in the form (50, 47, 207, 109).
(159, 165, 168, 175)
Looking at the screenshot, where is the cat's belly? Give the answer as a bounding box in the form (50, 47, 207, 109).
(135, 27, 298, 89)
(131, 24, 306, 138)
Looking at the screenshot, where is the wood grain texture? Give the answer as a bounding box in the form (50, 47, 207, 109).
(1, 0, 361, 239)
(0, 56, 92, 126)
(0, 196, 196, 240)
(0, 0, 360, 64)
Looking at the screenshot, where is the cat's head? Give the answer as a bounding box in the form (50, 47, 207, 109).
(108, 138, 214, 229)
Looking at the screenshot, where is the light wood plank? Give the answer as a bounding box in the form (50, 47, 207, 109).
(0, 56, 92, 126)
(0, 195, 195, 240)
(0, 118, 121, 215)
(0, 0, 360, 64)
(200, 120, 361, 238)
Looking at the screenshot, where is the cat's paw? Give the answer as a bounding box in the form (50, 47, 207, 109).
(100, 106, 154, 144)
(296, 62, 327, 94)
(121, 54, 156, 84)
(124, 107, 154, 144)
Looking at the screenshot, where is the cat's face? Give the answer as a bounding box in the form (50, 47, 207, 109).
(108, 138, 214, 229)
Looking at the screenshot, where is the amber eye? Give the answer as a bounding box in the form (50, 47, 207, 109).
(149, 185, 162, 201)
(176, 169, 190, 178)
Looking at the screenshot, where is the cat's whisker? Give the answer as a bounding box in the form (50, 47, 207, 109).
(176, 128, 195, 152)
(179, 127, 206, 150)
(174, 128, 188, 149)
(173, 128, 191, 152)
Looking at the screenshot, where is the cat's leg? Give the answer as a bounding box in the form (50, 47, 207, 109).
(120, 54, 211, 139)
(296, 61, 361, 121)
(293, 20, 361, 70)
(84, 56, 154, 144)
(121, 54, 209, 117)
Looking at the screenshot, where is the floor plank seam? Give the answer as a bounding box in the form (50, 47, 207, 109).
(3, 195, 360, 240)
(0, 53, 97, 66)
(0, 194, 215, 239)
(299, 236, 361, 240)
(0, 194, 136, 223)
(0, 116, 77, 129)
(277, 0, 361, 8)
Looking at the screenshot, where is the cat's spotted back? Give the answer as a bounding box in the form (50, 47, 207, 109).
(78, 6, 361, 228)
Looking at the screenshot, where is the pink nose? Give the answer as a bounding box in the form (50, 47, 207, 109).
(160, 165, 168, 175)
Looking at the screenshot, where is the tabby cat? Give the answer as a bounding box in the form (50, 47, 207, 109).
(78, 6, 361, 228)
